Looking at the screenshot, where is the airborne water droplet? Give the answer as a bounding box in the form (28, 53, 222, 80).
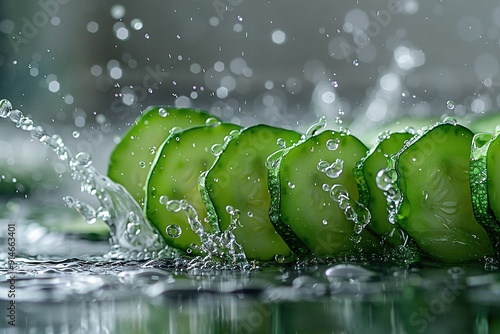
(166, 224, 182, 238)
(72, 131, 80, 138)
(446, 100, 455, 110)
(0, 99, 13, 118)
(139, 160, 146, 168)
(287, 182, 295, 189)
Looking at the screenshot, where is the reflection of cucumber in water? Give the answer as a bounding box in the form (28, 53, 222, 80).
(107, 107, 500, 263)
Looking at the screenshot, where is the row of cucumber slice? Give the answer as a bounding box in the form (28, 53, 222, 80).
(108, 106, 500, 263)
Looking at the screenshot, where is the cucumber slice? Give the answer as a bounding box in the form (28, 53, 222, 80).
(395, 122, 494, 262)
(201, 125, 301, 261)
(145, 122, 241, 253)
(269, 130, 376, 258)
(355, 131, 413, 245)
(108, 106, 215, 206)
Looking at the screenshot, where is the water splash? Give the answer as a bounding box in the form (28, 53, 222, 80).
(0, 99, 166, 259)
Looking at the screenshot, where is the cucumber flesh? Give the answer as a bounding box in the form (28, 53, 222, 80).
(356, 131, 413, 245)
(270, 130, 376, 258)
(395, 123, 494, 262)
(108, 106, 215, 206)
(201, 125, 301, 261)
(145, 123, 241, 253)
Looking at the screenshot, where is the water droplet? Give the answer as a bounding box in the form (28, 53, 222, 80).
(169, 126, 182, 134)
(159, 195, 169, 204)
(158, 108, 169, 117)
(72, 131, 80, 138)
(211, 143, 223, 156)
(442, 116, 457, 125)
(375, 169, 393, 191)
(166, 200, 182, 212)
(276, 137, 286, 148)
(330, 184, 348, 202)
(325, 159, 343, 178)
(144, 33, 150, 39)
(205, 117, 221, 127)
(446, 100, 455, 110)
(139, 160, 146, 168)
(0, 99, 13, 118)
(127, 222, 140, 235)
(287, 182, 295, 189)
(237, 15, 243, 22)
(352, 59, 359, 66)
(322, 219, 328, 225)
(322, 184, 330, 192)
(166, 224, 182, 238)
(150, 146, 156, 154)
(9, 109, 23, 124)
(317, 160, 330, 172)
(247, 211, 253, 217)
(326, 138, 340, 151)
(274, 254, 285, 263)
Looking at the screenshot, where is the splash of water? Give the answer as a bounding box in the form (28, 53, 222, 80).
(0, 99, 166, 259)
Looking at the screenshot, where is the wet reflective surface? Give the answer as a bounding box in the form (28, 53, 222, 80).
(1, 203, 500, 333)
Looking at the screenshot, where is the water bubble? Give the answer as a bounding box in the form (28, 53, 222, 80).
(166, 200, 182, 212)
(287, 182, 296, 189)
(166, 224, 182, 238)
(0, 99, 13, 118)
(274, 254, 285, 263)
(325, 159, 343, 178)
(326, 138, 340, 151)
(169, 126, 182, 134)
(322, 183, 331, 192)
(127, 222, 140, 235)
(211, 143, 223, 156)
(322, 219, 328, 225)
(139, 161, 146, 168)
(352, 59, 359, 66)
(442, 116, 457, 125)
(149, 146, 156, 154)
(317, 160, 330, 172)
(73, 152, 92, 167)
(72, 131, 80, 138)
(446, 100, 455, 110)
(276, 137, 287, 148)
(159, 195, 169, 204)
(376, 169, 395, 191)
(144, 33, 150, 39)
(30, 126, 47, 141)
(158, 108, 169, 117)
(205, 117, 221, 127)
(330, 184, 348, 202)
(9, 109, 23, 124)
(247, 211, 253, 217)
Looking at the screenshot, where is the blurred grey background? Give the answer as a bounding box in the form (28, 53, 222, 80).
(0, 0, 499, 198)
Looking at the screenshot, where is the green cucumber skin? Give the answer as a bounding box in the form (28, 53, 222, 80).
(202, 125, 301, 261)
(395, 123, 494, 262)
(145, 123, 241, 253)
(270, 130, 376, 258)
(108, 106, 215, 207)
(487, 134, 500, 225)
